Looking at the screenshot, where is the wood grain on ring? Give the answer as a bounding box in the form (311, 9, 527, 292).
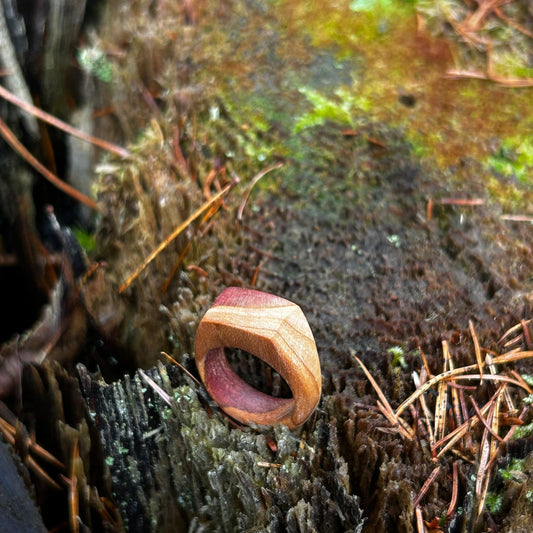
(195, 287, 321, 429)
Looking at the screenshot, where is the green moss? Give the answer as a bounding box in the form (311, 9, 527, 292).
(77, 45, 114, 83)
(522, 374, 533, 387)
(386, 234, 401, 248)
(499, 458, 526, 481)
(350, 0, 393, 11)
(350, 0, 418, 16)
(512, 421, 533, 440)
(485, 492, 504, 514)
(387, 346, 407, 370)
(73, 228, 96, 253)
(488, 136, 533, 182)
(486, 176, 530, 213)
(293, 87, 369, 133)
(523, 394, 533, 406)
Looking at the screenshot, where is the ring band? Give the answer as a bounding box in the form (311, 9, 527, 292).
(195, 287, 321, 429)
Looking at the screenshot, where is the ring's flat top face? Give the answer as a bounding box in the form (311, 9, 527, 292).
(195, 287, 322, 429)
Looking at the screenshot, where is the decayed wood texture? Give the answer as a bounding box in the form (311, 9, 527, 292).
(0, 2, 38, 137)
(78, 363, 364, 533)
(41, 0, 87, 116)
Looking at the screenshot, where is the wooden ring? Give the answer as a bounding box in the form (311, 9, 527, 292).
(195, 287, 321, 429)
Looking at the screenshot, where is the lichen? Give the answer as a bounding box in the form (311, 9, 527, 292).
(81, 365, 364, 532)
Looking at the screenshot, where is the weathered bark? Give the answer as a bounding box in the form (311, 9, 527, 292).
(78, 363, 364, 533)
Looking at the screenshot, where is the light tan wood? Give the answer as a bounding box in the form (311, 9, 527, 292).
(195, 287, 321, 429)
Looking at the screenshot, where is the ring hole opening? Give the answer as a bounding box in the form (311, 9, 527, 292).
(225, 348, 292, 399)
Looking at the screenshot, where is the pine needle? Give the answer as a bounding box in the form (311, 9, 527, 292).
(498, 319, 531, 344)
(446, 461, 459, 519)
(354, 322, 533, 528)
(415, 507, 425, 533)
(119, 183, 234, 292)
(413, 465, 441, 507)
(0, 115, 98, 210)
(138, 369, 172, 406)
(469, 320, 484, 382)
(412, 369, 435, 448)
(0, 83, 130, 158)
(161, 351, 202, 386)
(353, 354, 414, 440)
(237, 162, 283, 220)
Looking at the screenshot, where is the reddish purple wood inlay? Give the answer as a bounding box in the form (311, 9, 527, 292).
(204, 348, 293, 413)
(211, 287, 289, 310)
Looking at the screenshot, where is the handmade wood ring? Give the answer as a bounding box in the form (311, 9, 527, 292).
(195, 287, 321, 429)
